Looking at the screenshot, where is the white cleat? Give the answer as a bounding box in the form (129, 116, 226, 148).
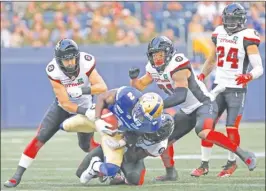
(80, 156, 101, 185)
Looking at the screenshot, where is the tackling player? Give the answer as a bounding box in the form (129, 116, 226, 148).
(76, 113, 175, 185)
(192, 3, 263, 177)
(129, 35, 257, 181)
(4, 38, 107, 188)
(76, 86, 165, 185)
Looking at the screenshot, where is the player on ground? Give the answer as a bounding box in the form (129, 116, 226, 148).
(4, 38, 107, 188)
(76, 86, 165, 185)
(191, 3, 263, 177)
(76, 113, 175, 185)
(129, 36, 257, 181)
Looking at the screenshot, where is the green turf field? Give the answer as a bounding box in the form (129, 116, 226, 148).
(1, 123, 265, 191)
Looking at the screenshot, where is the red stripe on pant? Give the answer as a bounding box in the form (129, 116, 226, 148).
(89, 136, 100, 151)
(226, 115, 242, 146)
(138, 169, 146, 185)
(201, 118, 215, 147)
(23, 137, 44, 159)
(160, 144, 175, 168)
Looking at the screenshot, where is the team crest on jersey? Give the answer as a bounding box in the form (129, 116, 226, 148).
(175, 56, 183, 62)
(163, 74, 168, 80)
(84, 55, 92, 61)
(233, 36, 238, 43)
(158, 147, 165, 154)
(71, 76, 76, 81)
(48, 65, 54, 72)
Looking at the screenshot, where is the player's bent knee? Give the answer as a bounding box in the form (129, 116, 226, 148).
(100, 163, 120, 177)
(126, 169, 146, 185)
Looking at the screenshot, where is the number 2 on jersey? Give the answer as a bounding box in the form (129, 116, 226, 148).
(217, 46, 239, 69)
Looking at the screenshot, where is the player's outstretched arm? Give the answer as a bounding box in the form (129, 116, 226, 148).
(129, 67, 153, 91)
(49, 79, 79, 113)
(163, 69, 190, 109)
(87, 68, 108, 95)
(198, 42, 216, 80)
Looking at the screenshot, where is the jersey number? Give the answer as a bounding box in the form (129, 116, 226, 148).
(127, 92, 135, 100)
(217, 46, 239, 69)
(158, 84, 174, 95)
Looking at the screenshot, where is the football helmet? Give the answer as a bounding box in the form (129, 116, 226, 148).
(132, 92, 164, 132)
(147, 36, 175, 73)
(54, 38, 80, 78)
(222, 3, 247, 34)
(143, 113, 174, 144)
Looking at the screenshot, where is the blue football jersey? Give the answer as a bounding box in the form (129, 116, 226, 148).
(108, 86, 161, 133)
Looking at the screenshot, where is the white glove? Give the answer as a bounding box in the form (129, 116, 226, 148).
(104, 138, 126, 150)
(95, 119, 117, 136)
(67, 87, 82, 98)
(85, 109, 95, 121)
(209, 84, 226, 101)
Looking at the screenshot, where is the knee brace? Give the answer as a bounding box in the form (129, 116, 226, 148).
(99, 163, 120, 177)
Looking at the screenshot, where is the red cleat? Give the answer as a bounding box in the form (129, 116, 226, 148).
(217, 160, 237, 177)
(191, 161, 209, 177)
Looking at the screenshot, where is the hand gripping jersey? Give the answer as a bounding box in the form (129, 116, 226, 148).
(146, 54, 211, 114)
(212, 25, 260, 88)
(108, 86, 161, 133)
(46, 52, 95, 112)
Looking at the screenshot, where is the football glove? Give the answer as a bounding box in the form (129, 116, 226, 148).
(235, 73, 253, 86)
(129, 67, 140, 79)
(197, 73, 205, 81)
(95, 119, 117, 136)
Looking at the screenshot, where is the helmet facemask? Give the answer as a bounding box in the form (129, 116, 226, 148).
(222, 14, 246, 34)
(56, 50, 80, 78)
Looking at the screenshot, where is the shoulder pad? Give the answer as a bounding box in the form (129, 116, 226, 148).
(145, 62, 154, 74)
(243, 28, 260, 48)
(167, 53, 191, 77)
(116, 86, 142, 101)
(46, 59, 61, 81)
(80, 52, 96, 74)
(212, 25, 224, 45)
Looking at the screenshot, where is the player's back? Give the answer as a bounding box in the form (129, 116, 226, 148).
(46, 52, 95, 110)
(109, 86, 143, 131)
(212, 25, 260, 88)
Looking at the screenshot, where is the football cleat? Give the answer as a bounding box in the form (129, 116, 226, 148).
(154, 167, 178, 181)
(243, 151, 256, 171)
(217, 160, 237, 177)
(80, 156, 101, 185)
(191, 161, 209, 177)
(4, 177, 21, 188)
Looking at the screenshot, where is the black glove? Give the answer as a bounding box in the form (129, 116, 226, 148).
(129, 67, 140, 79)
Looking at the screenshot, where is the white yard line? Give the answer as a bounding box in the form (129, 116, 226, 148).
(2, 152, 265, 161)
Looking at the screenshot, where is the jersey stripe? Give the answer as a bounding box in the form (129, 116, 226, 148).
(47, 75, 61, 84)
(85, 62, 96, 77)
(170, 61, 190, 77)
(212, 33, 218, 37)
(243, 37, 260, 44)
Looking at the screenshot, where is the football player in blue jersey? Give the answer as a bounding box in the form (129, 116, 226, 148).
(79, 86, 165, 185)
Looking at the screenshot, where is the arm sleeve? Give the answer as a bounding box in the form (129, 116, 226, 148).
(248, 54, 264, 79)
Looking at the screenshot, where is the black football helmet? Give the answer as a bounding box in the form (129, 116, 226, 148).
(142, 113, 174, 145)
(222, 3, 247, 35)
(54, 38, 80, 78)
(147, 36, 175, 73)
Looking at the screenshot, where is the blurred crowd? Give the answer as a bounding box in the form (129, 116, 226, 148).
(1, 2, 265, 48)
